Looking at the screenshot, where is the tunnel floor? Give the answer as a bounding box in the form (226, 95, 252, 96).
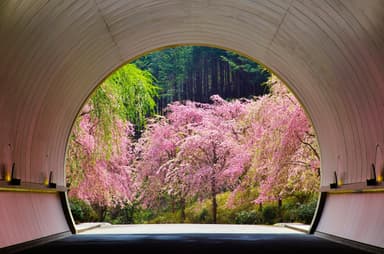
(16, 224, 370, 254)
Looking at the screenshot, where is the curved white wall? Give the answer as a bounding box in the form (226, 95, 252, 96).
(0, 0, 383, 249)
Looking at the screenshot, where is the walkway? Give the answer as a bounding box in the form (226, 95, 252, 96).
(17, 224, 369, 254)
(77, 223, 308, 234)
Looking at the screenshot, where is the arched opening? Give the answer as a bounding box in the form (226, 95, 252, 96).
(65, 45, 321, 233)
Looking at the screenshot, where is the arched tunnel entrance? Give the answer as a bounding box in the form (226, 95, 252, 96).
(0, 0, 383, 252)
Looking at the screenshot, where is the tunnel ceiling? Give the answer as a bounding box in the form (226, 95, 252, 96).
(0, 0, 384, 189)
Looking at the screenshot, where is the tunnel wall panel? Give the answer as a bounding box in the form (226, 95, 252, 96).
(316, 192, 384, 248)
(0, 192, 69, 248)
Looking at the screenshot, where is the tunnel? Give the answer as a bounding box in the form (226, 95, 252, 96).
(1, 0, 383, 252)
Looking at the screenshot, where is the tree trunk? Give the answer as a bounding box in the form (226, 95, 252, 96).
(211, 60, 218, 95)
(96, 205, 107, 222)
(212, 193, 217, 224)
(171, 199, 175, 213)
(180, 198, 186, 223)
(124, 204, 134, 224)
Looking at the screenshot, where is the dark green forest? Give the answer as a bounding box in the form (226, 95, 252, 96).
(134, 46, 271, 112)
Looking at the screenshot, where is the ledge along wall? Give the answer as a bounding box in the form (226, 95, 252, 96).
(0, 0, 383, 249)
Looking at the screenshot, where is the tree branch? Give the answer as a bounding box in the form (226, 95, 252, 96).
(296, 132, 320, 160)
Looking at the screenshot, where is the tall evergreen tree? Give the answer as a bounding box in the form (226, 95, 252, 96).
(134, 46, 270, 113)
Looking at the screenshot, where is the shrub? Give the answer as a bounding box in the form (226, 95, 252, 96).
(148, 211, 182, 223)
(296, 198, 317, 224)
(234, 210, 263, 224)
(262, 205, 279, 224)
(198, 208, 210, 223)
(279, 193, 319, 224)
(69, 197, 98, 223)
(185, 198, 211, 223)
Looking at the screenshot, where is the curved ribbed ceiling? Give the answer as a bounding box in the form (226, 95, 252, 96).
(1, 0, 383, 187)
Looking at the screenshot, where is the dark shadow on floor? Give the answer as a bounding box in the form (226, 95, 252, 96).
(17, 233, 369, 254)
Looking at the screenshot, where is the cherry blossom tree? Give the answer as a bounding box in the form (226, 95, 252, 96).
(66, 63, 157, 221)
(231, 77, 320, 208)
(133, 105, 206, 220)
(133, 116, 180, 212)
(66, 112, 136, 220)
(135, 95, 251, 223)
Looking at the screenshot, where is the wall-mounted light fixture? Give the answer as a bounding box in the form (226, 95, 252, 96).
(9, 162, 21, 185)
(5, 170, 11, 182)
(43, 176, 49, 186)
(48, 171, 56, 188)
(330, 171, 338, 189)
(330, 155, 341, 189)
(367, 144, 381, 186)
(366, 163, 377, 186)
(374, 143, 383, 184)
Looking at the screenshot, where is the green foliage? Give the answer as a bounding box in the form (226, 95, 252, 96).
(67, 63, 158, 174)
(234, 210, 263, 224)
(104, 64, 159, 133)
(198, 208, 210, 223)
(71, 189, 318, 225)
(220, 51, 270, 82)
(185, 200, 211, 223)
(69, 197, 98, 223)
(134, 46, 192, 107)
(148, 211, 183, 224)
(105, 203, 155, 224)
(65, 131, 86, 188)
(66, 63, 158, 192)
(296, 197, 318, 224)
(261, 205, 280, 225)
(133, 209, 155, 224)
(141, 191, 318, 225)
(216, 192, 236, 223)
(281, 193, 318, 224)
(134, 46, 270, 111)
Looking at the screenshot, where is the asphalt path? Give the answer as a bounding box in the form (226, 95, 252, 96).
(17, 224, 370, 254)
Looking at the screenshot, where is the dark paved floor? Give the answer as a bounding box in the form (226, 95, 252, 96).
(17, 233, 370, 254)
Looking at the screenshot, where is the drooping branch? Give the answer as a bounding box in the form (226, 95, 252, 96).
(285, 160, 311, 167)
(296, 132, 320, 160)
(79, 108, 93, 116)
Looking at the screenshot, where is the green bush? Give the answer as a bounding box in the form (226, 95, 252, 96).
(69, 197, 98, 223)
(262, 205, 279, 224)
(185, 206, 213, 223)
(148, 211, 182, 223)
(198, 208, 210, 223)
(296, 198, 317, 224)
(133, 209, 154, 224)
(281, 208, 298, 223)
(279, 193, 318, 224)
(234, 210, 263, 224)
(106, 203, 148, 224)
